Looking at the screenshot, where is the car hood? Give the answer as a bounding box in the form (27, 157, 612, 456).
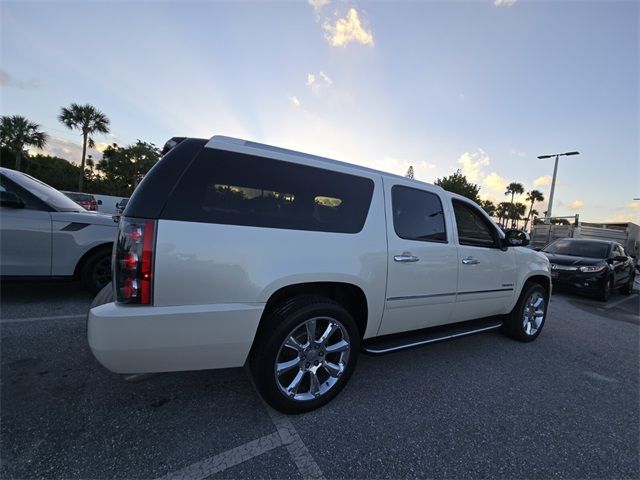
(51, 210, 118, 228)
(542, 253, 605, 266)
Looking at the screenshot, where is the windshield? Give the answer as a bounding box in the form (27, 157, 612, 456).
(543, 239, 610, 258)
(5, 170, 84, 212)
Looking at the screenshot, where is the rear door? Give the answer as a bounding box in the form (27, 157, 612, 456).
(379, 180, 458, 335)
(451, 199, 516, 321)
(0, 174, 52, 276)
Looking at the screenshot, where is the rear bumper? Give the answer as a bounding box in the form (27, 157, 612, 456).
(87, 302, 264, 374)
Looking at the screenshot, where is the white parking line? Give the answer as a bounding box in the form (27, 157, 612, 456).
(263, 403, 325, 480)
(0, 314, 86, 324)
(158, 432, 283, 480)
(599, 294, 639, 311)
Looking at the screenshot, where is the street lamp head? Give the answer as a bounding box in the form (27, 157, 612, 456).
(537, 155, 553, 159)
(563, 151, 580, 156)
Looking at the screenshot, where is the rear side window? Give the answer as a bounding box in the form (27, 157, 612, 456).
(391, 186, 447, 242)
(161, 149, 375, 234)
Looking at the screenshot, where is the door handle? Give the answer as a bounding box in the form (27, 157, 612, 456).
(394, 254, 419, 263)
(462, 257, 480, 265)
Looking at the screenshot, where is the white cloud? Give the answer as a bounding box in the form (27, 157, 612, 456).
(570, 200, 585, 210)
(533, 175, 552, 187)
(306, 73, 316, 86)
(308, 0, 330, 12)
(323, 8, 374, 47)
(319, 71, 332, 85)
(27, 136, 105, 165)
(306, 70, 333, 94)
(485, 172, 509, 193)
(510, 148, 526, 157)
(457, 150, 490, 183)
(494, 0, 517, 6)
(290, 95, 301, 107)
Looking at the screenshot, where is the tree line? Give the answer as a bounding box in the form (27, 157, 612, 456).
(1, 106, 558, 229)
(434, 169, 558, 229)
(0, 105, 160, 197)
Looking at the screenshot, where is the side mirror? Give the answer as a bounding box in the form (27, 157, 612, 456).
(613, 255, 627, 262)
(97, 199, 103, 205)
(0, 191, 25, 209)
(504, 229, 530, 247)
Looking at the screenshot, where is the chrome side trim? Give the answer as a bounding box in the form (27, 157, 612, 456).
(362, 323, 503, 355)
(386, 292, 456, 302)
(457, 288, 513, 295)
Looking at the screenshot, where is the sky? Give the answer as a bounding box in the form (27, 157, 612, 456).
(1, 0, 638, 223)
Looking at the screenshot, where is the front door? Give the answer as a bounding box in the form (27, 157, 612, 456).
(379, 181, 459, 336)
(450, 199, 516, 322)
(0, 174, 52, 276)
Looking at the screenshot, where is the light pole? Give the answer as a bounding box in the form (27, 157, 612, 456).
(537, 151, 580, 223)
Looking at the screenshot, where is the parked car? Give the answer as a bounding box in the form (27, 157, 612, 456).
(115, 198, 129, 215)
(88, 136, 551, 413)
(541, 238, 635, 301)
(61, 190, 101, 211)
(0, 168, 118, 293)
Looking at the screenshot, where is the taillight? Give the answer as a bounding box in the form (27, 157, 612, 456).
(115, 217, 156, 305)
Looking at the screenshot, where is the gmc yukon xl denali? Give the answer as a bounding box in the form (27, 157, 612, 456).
(88, 136, 551, 413)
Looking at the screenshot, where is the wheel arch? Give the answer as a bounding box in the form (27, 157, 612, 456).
(73, 242, 113, 278)
(255, 281, 369, 341)
(522, 274, 551, 300)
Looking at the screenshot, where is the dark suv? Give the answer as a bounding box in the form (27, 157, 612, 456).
(541, 238, 635, 301)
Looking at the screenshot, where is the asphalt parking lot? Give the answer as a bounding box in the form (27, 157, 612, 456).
(1, 281, 638, 479)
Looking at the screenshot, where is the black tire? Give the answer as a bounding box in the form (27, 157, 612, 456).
(597, 275, 614, 302)
(250, 295, 360, 414)
(620, 271, 635, 296)
(90, 283, 114, 308)
(80, 248, 112, 295)
(502, 282, 548, 342)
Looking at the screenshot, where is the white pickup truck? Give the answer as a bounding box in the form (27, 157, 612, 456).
(88, 136, 551, 413)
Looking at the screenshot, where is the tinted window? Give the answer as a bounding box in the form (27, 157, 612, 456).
(391, 186, 446, 242)
(1, 173, 51, 211)
(161, 149, 375, 234)
(2, 170, 82, 212)
(543, 240, 610, 258)
(453, 200, 497, 247)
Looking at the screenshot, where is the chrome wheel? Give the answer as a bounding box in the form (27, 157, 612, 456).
(274, 316, 351, 402)
(522, 291, 545, 336)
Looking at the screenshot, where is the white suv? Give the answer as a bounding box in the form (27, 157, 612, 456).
(88, 136, 551, 413)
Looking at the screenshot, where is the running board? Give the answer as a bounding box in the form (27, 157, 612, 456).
(362, 318, 503, 355)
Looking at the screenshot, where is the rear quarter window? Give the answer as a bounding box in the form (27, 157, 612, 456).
(161, 148, 375, 234)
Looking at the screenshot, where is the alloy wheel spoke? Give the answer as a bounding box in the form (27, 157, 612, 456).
(323, 361, 341, 377)
(318, 322, 339, 344)
(309, 371, 320, 396)
(284, 336, 304, 353)
(325, 339, 349, 354)
(287, 369, 305, 394)
(276, 357, 300, 375)
(305, 319, 317, 344)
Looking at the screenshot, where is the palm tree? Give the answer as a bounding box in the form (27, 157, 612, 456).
(58, 103, 110, 191)
(505, 182, 525, 206)
(523, 189, 545, 230)
(0, 115, 48, 171)
(496, 202, 511, 228)
(480, 199, 496, 218)
(511, 202, 527, 229)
